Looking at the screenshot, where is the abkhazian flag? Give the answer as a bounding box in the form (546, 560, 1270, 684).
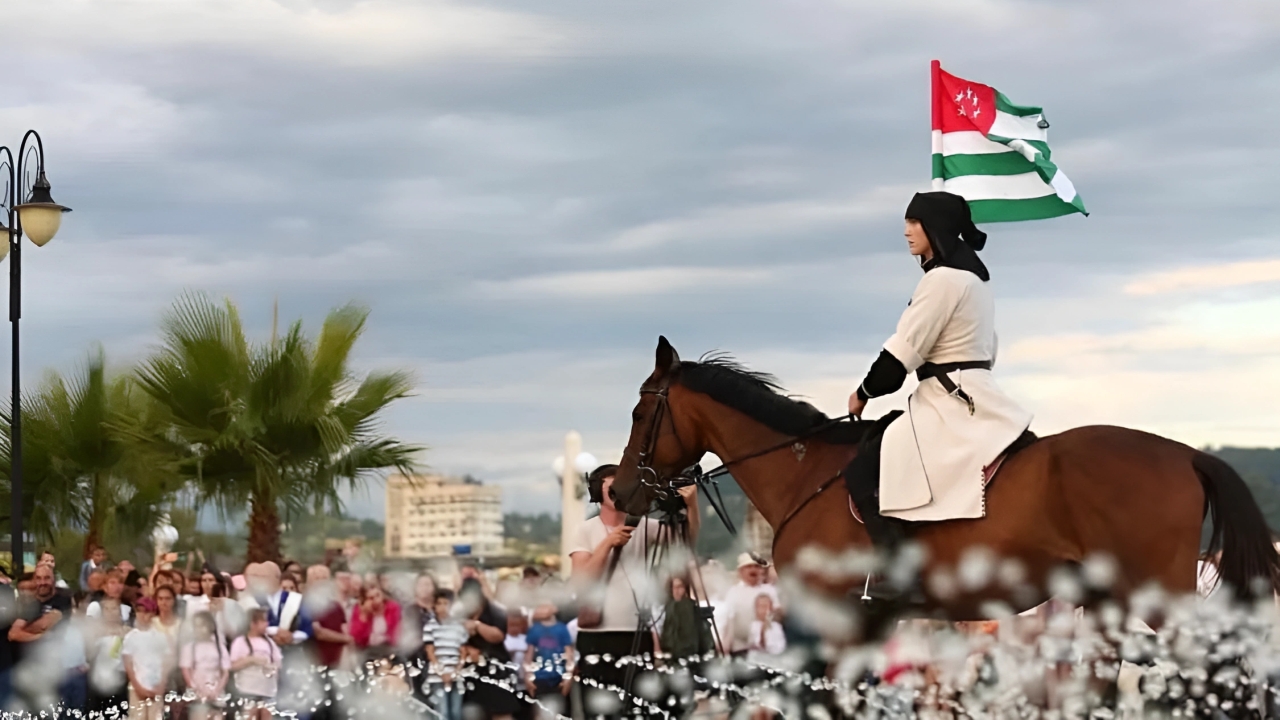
(931, 60, 1087, 223)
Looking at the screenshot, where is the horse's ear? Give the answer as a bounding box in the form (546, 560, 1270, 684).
(655, 335, 680, 376)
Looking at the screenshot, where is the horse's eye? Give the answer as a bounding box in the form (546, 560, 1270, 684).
(632, 410, 643, 423)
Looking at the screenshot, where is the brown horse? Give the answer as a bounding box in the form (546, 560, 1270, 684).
(612, 337, 1280, 632)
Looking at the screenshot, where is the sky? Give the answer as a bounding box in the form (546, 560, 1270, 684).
(1, 0, 1278, 519)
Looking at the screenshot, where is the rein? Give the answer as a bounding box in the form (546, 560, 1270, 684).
(633, 379, 857, 538)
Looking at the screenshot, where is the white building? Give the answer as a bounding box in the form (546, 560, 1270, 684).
(385, 474, 504, 558)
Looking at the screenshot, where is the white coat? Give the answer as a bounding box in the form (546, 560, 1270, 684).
(878, 266, 1032, 522)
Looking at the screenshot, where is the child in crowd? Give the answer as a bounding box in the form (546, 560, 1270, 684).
(181, 611, 230, 720)
(229, 608, 281, 720)
(746, 593, 786, 662)
(505, 613, 529, 689)
(423, 588, 469, 720)
(523, 600, 574, 719)
(89, 598, 129, 714)
(122, 597, 171, 720)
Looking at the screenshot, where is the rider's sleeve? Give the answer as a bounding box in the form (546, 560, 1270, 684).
(882, 270, 962, 373)
(856, 350, 907, 401)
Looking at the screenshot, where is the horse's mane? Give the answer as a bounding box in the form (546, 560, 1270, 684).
(676, 353, 865, 445)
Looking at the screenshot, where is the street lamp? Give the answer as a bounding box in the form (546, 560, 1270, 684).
(1, 130, 71, 572)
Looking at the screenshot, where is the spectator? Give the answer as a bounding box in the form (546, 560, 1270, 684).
(400, 573, 437, 704)
(229, 608, 280, 720)
(86, 568, 131, 707)
(122, 597, 170, 720)
(305, 564, 353, 668)
(404, 574, 436, 632)
(281, 574, 300, 594)
(60, 594, 91, 713)
(86, 568, 107, 600)
(719, 553, 781, 656)
(282, 561, 304, 582)
(520, 566, 542, 592)
(206, 579, 243, 644)
(199, 569, 220, 605)
(9, 564, 73, 710)
(746, 593, 786, 662)
(424, 589, 468, 720)
(524, 600, 574, 719)
(656, 575, 711, 718)
(333, 571, 357, 622)
(88, 594, 129, 716)
(180, 611, 229, 720)
(184, 572, 203, 598)
(167, 570, 190, 616)
(569, 464, 699, 719)
(457, 577, 520, 720)
(658, 576, 712, 662)
(80, 545, 108, 593)
(125, 571, 150, 605)
(505, 613, 529, 689)
(0, 579, 17, 708)
(87, 569, 133, 625)
(153, 586, 183, 647)
(351, 583, 401, 660)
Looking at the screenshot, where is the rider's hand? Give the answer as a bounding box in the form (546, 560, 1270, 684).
(847, 391, 867, 418)
(605, 525, 634, 549)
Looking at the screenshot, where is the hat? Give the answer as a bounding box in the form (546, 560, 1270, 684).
(736, 552, 769, 570)
(134, 597, 159, 614)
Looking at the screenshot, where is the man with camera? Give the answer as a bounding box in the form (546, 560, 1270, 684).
(569, 464, 698, 719)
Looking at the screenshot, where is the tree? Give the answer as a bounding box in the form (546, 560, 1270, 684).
(0, 347, 175, 557)
(136, 293, 420, 563)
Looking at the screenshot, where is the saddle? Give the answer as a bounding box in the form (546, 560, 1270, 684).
(845, 423, 1038, 533)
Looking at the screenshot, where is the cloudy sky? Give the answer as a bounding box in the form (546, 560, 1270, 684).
(2, 0, 1278, 518)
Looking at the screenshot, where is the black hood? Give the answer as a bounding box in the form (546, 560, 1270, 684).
(905, 191, 989, 282)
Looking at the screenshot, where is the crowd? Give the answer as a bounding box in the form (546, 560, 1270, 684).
(0, 542, 795, 720)
(0, 468, 799, 720)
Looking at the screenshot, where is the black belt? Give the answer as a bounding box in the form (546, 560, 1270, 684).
(916, 361, 992, 415)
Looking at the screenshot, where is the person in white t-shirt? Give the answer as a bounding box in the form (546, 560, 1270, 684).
(718, 553, 782, 656)
(122, 597, 171, 720)
(569, 464, 698, 719)
(746, 594, 786, 663)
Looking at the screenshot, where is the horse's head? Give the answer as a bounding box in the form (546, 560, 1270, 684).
(611, 336, 707, 517)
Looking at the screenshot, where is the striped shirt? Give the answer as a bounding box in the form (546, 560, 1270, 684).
(423, 617, 469, 679)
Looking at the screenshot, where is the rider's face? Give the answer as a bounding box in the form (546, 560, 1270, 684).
(905, 219, 933, 259)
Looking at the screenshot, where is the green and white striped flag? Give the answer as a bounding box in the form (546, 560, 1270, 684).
(932, 60, 1087, 223)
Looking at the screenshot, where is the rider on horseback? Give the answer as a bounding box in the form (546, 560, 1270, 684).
(845, 191, 1032, 553)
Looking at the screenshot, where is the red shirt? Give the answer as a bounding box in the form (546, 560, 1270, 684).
(313, 602, 347, 668)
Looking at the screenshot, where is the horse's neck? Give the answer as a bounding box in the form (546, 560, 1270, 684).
(693, 398, 845, 531)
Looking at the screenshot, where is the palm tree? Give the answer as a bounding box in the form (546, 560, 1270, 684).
(0, 348, 175, 555)
(136, 293, 420, 563)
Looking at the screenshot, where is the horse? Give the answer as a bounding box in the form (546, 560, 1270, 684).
(611, 336, 1280, 635)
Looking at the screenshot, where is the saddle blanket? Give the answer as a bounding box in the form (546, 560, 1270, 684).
(850, 453, 1011, 526)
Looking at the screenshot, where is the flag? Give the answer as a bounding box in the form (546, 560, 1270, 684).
(931, 60, 1087, 223)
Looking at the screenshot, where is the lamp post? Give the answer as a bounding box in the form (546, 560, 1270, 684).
(1, 130, 71, 573)
(553, 433, 597, 579)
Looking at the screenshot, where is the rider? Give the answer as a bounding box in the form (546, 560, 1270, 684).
(845, 191, 1032, 551)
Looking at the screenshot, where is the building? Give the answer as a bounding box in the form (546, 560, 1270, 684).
(384, 474, 504, 559)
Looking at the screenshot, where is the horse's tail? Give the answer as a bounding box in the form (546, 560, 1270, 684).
(1194, 451, 1280, 600)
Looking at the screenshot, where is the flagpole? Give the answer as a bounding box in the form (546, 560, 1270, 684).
(931, 59, 945, 191)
